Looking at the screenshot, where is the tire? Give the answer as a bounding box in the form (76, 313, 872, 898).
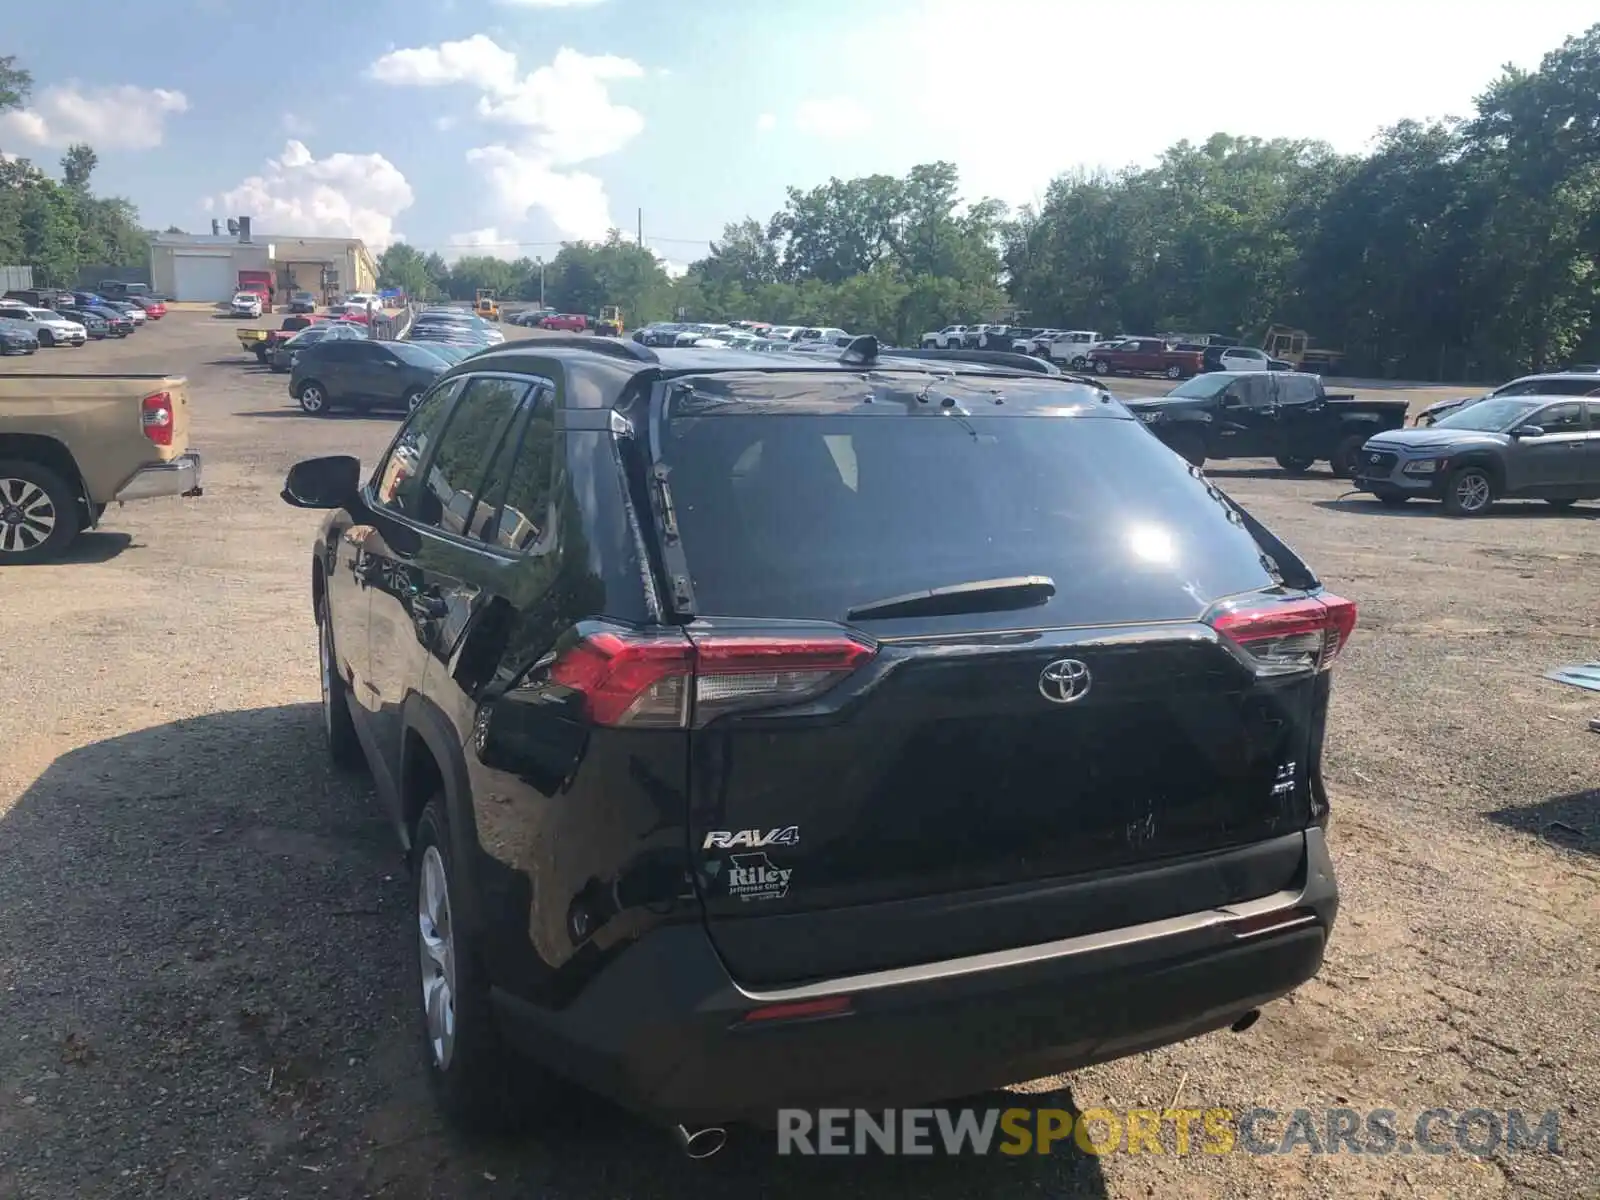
(317, 595, 363, 770)
(297, 381, 331, 415)
(0, 459, 83, 563)
(1166, 430, 1207, 469)
(1070, 355, 1087, 370)
(1329, 433, 1367, 479)
(412, 799, 535, 1133)
(1545, 498, 1578, 510)
(403, 388, 426, 413)
(1442, 464, 1495, 516)
(1373, 487, 1411, 508)
(37, 329, 53, 348)
(1275, 454, 1316, 474)
(1093, 359, 1110, 375)
(1164, 364, 1182, 380)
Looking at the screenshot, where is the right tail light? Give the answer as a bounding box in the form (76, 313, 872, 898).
(1209, 594, 1357, 674)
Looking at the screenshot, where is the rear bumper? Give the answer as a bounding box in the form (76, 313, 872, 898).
(114, 452, 203, 502)
(491, 829, 1338, 1126)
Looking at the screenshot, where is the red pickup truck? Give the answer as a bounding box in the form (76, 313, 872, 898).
(1086, 337, 1204, 380)
(540, 313, 587, 332)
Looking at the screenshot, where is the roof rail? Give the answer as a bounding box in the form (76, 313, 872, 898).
(479, 335, 659, 363)
(841, 336, 1066, 377)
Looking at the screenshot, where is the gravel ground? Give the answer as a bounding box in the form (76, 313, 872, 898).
(1, 314, 1595, 1199)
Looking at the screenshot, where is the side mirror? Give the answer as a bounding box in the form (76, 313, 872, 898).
(1511, 424, 1545, 439)
(282, 455, 361, 509)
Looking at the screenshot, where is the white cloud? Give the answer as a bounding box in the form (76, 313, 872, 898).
(367, 34, 519, 93)
(465, 145, 613, 241)
(368, 38, 643, 241)
(473, 49, 644, 163)
(208, 140, 414, 249)
(0, 84, 187, 151)
(754, 112, 777, 133)
(656, 255, 688, 279)
(793, 97, 871, 138)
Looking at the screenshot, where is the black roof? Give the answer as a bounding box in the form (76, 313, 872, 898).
(444, 336, 1113, 413)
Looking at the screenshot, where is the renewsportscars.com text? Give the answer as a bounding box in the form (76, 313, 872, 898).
(776, 1106, 1564, 1157)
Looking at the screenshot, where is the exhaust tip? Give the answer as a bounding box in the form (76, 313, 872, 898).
(1230, 1009, 1262, 1034)
(674, 1124, 728, 1159)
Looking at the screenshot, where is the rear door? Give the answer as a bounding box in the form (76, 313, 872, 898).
(1507, 401, 1587, 496)
(659, 386, 1325, 983)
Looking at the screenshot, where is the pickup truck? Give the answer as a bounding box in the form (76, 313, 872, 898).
(1086, 337, 1204, 380)
(0, 374, 203, 562)
(1123, 371, 1409, 475)
(238, 314, 338, 362)
(919, 325, 967, 349)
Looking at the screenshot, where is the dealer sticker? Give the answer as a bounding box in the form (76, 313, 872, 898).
(727, 853, 792, 903)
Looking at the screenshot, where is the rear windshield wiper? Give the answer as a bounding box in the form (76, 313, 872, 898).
(846, 576, 1057, 622)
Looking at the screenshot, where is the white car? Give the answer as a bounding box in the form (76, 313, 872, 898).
(2, 305, 88, 347)
(1213, 345, 1272, 372)
(1043, 331, 1103, 369)
(920, 325, 967, 349)
(230, 291, 263, 318)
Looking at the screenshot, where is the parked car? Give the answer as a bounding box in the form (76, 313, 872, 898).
(1412, 372, 1600, 427)
(231, 291, 264, 319)
(5, 288, 70, 308)
(1200, 345, 1272, 372)
(540, 313, 588, 332)
(409, 342, 477, 365)
(1086, 337, 1204, 380)
(633, 323, 685, 347)
(1353, 395, 1600, 515)
(75, 294, 145, 326)
(128, 296, 167, 320)
(279, 336, 1350, 1140)
(57, 308, 109, 339)
(1041, 331, 1103, 369)
(0, 372, 201, 562)
(919, 324, 968, 349)
(56, 305, 130, 338)
(97, 280, 164, 302)
(0, 317, 40, 355)
(269, 321, 368, 372)
(0, 304, 87, 347)
(289, 291, 319, 314)
(289, 339, 448, 415)
(1125, 371, 1409, 474)
(795, 326, 850, 346)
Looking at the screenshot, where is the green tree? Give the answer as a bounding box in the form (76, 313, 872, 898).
(377, 242, 439, 299)
(61, 144, 97, 193)
(0, 55, 30, 115)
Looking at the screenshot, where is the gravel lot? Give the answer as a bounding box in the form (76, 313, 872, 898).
(1, 313, 1596, 1199)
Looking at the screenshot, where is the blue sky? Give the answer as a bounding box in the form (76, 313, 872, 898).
(2, 0, 1596, 272)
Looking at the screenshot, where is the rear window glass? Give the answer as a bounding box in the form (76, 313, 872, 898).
(662, 412, 1279, 628)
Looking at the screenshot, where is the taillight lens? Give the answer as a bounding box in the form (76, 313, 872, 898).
(141, 391, 174, 446)
(1209, 593, 1356, 674)
(543, 630, 876, 728)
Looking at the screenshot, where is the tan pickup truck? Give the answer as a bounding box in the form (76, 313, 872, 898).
(0, 374, 202, 563)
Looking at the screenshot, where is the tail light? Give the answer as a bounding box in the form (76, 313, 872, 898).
(141, 391, 174, 446)
(543, 630, 876, 728)
(1208, 593, 1356, 674)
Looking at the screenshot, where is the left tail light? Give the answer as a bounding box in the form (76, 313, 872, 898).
(542, 630, 877, 728)
(141, 391, 174, 446)
(1208, 593, 1357, 674)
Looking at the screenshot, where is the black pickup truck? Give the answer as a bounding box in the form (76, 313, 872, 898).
(1124, 371, 1409, 475)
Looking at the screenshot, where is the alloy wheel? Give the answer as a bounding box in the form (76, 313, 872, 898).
(1454, 471, 1491, 514)
(0, 476, 57, 555)
(300, 386, 326, 413)
(418, 846, 457, 1071)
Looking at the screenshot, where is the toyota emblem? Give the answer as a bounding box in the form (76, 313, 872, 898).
(1038, 658, 1092, 704)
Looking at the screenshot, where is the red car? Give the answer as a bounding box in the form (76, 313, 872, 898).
(132, 297, 167, 320)
(540, 312, 587, 332)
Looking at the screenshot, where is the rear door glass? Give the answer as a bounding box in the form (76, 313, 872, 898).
(662, 409, 1278, 629)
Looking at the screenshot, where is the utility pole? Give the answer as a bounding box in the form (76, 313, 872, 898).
(637, 209, 642, 248)
(536, 256, 545, 309)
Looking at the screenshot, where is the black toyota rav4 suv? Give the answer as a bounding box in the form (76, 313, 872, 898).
(282, 337, 1352, 1140)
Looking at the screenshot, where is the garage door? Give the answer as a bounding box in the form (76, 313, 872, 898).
(172, 255, 234, 302)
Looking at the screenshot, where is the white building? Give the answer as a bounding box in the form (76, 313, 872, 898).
(148, 225, 379, 304)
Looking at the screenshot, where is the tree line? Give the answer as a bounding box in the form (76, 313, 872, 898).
(383, 24, 1600, 382)
(0, 57, 151, 286)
